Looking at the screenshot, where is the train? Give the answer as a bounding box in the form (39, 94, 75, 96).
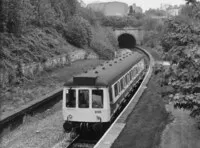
(62, 50, 147, 134)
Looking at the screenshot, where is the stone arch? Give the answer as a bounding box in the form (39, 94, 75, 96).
(118, 33, 136, 49)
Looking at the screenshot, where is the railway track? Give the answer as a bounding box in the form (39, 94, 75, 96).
(0, 89, 62, 134)
(0, 46, 153, 148)
(64, 77, 143, 148)
(68, 136, 98, 148)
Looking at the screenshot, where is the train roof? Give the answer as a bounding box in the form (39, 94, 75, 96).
(64, 51, 144, 87)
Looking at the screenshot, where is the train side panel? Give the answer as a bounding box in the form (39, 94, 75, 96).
(109, 59, 146, 116)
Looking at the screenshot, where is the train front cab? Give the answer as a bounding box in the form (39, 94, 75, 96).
(62, 87, 111, 132)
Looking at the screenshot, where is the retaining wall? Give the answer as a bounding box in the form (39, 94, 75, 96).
(0, 50, 98, 87)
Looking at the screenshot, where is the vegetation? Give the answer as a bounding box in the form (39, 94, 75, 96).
(100, 15, 144, 28)
(90, 25, 117, 59)
(141, 15, 165, 51)
(63, 15, 92, 48)
(160, 0, 200, 117)
(0, 0, 118, 88)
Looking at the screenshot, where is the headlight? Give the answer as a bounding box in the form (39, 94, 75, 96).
(67, 114, 73, 121)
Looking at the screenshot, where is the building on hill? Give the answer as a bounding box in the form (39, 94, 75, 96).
(167, 8, 180, 16)
(131, 3, 143, 13)
(87, 1, 129, 16)
(78, 0, 87, 7)
(160, 3, 171, 11)
(160, 3, 181, 16)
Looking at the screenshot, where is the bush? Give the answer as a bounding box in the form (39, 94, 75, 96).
(32, 0, 57, 27)
(143, 31, 160, 48)
(106, 29, 118, 49)
(63, 16, 92, 48)
(49, 0, 78, 22)
(78, 7, 97, 26)
(90, 25, 117, 59)
(101, 16, 143, 28)
(161, 17, 200, 52)
(0, 0, 35, 34)
(90, 41, 115, 60)
(159, 3, 200, 117)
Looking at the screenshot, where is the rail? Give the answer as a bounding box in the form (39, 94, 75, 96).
(0, 88, 62, 133)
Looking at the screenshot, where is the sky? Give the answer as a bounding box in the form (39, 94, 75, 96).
(82, 0, 186, 11)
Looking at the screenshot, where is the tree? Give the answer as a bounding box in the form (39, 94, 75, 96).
(0, 0, 7, 32)
(63, 16, 92, 48)
(186, 0, 197, 5)
(161, 11, 200, 117)
(128, 6, 135, 16)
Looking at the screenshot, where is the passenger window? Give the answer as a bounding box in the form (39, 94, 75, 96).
(120, 79, 124, 90)
(118, 82, 121, 93)
(92, 90, 103, 108)
(138, 66, 141, 72)
(124, 77, 126, 86)
(135, 67, 138, 74)
(66, 89, 76, 108)
(78, 90, 89, 108)
(129, 72, 131, 80)
(130, 71, 133, 80)
(114, 83, 118, 97)
(133, 68, 136, 76)
(125, 75, 128, 85)
(128, 73, 131, 82)
(123, 77, 126, 86)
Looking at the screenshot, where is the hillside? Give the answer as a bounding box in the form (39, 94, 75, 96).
(0, 0, 118, 88)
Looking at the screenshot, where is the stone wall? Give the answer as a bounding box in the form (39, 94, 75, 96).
(20, 54, 69, 77)
(114, 28, 144, 45)
(0, 50, 98, 88)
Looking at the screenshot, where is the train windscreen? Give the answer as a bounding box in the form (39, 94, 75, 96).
(66, 89, 76, 108)
(78, 90, 89, 108)
(92, 90, 103, 108)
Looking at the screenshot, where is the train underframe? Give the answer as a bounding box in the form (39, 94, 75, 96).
(63, 120, 109, 137)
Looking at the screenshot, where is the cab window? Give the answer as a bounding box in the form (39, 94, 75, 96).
(92, 90, 103, 108)
(66, 89, 76, 108)
(78, 90, 89, 108)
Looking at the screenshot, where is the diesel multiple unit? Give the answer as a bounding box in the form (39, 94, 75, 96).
(62, 51, 147, 133)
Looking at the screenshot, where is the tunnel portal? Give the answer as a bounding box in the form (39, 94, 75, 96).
(118, 33, 136, 49)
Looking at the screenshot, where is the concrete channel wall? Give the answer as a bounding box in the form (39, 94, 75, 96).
(0, 50, 98, 87)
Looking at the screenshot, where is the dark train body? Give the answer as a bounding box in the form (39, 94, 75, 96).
(62, 51, 147, 133)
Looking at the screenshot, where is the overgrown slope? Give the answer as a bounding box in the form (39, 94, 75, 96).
(0, 0, 118, 88)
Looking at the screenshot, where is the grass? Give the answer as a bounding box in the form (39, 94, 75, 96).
(111, 70, 172, 148)
(0, 59, 104, 117)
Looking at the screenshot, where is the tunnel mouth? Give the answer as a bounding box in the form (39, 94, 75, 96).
(118, 33, 136, 49)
